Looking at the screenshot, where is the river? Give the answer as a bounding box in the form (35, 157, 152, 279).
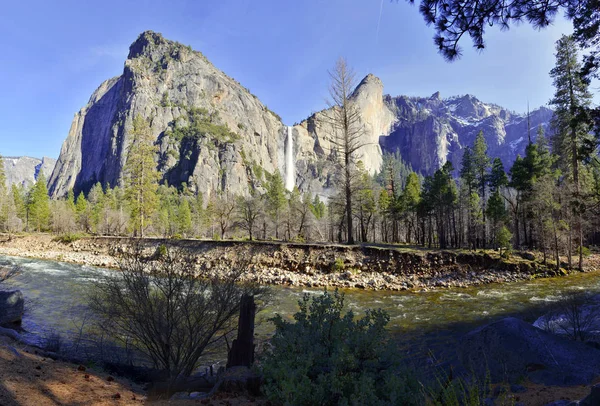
(2, 254, 600, 364)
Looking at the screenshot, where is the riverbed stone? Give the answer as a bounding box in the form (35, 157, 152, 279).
(0, 290, 24, 325)
(461, 317, 600, 386)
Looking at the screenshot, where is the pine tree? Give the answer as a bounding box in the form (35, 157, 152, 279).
(124, 115, 160, 237)
(472, 131, 491, 246)
(265, 172, 287, 239)
(66, 189, 76, 213)
(88, 182, 105, 234)
(28, 174, 50, 232)
(460, 147, 477, 194)
(423, 162, 457, 249)
(177, 198, 192, 237)
(401, 172, 421, 244)
(75, 192, 88, 232)
(355, 164, 376, 242)
(12, 184, 26, 220)
(550, 34, 594, 270)
(156, 184, 178, 237)
(497, 226, 513, 257)
(489, 158, 508, 193)
(486, 158, 508, 248)
(0, 155, 7, 230)
(486, 190, 508, 247)
(309, 195, 327, 220)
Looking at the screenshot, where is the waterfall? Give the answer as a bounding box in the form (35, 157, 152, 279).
(285, 126, 295, 191)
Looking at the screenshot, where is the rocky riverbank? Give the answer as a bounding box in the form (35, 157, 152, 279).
(1, 234, 598, 291)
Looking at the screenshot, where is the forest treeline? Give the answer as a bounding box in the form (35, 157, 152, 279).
(0, 36, 598, 271)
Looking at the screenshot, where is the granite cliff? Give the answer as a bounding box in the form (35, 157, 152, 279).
(49, 31, 552, 198)
(49, 31, 287, 198)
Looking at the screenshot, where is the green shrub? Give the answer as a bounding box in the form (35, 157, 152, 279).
(577, 246, 591, 257)
(155, 244, 168, 258)
(260, 289, 421, 406)
(332, 257, 345, 272)
(425, 365, 492, 406)
(497, 225, 512, 258)
(53, 233, 83, 244)
(166, 107, 240, 145)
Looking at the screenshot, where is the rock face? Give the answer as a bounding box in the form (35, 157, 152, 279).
(3, 156, 56, 188)
(461, 317, 600, 386)
(49, 31, 286, 199)
(381, 94, 553, 175)
(0, 290, 24, 325)
(292, 73, 396, 196)
(49, 30, 552, 198)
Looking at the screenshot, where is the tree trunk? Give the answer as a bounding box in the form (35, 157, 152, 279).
(226, 295, 256, 368)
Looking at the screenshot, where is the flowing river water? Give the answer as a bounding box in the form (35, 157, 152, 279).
(2, 254, 600, 365)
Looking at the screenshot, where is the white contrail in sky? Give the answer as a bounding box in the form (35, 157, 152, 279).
(376, 0, 384, 45)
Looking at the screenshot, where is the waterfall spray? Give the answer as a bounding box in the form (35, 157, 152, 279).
(285, 126, 295, 191)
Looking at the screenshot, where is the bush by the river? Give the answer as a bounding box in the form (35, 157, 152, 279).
(260, 289, 421, 405)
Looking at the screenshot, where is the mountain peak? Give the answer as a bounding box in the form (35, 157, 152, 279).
(128, 30, 169, 59)
(352, 73, 384, 98)
(357, 73, 382, 87)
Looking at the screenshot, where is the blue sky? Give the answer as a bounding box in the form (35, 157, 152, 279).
(0, 0, 593, 159)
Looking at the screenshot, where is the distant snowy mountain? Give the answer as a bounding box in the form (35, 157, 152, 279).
(3, 156, 56, 188)
(380, 92, 553, 175)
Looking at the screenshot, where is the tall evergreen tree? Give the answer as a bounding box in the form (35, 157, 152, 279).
(0, 155, 7, 230)
(28, 174, 50, 232)
(401, 172, 421, 244)
(460, 147, 477, 194)
(66, 189, 76, 213)
(265, 172, 287, 239)
(422, 162, 457, 249)
(177, 197, 192, 237)
(489, 158, 508, 193)
(124, 115, 160, 238)
(487, 158, 508, 248)
(550, 34, 594, 270)
(75, 192, 89, 232)
(472, 131, 491, 246)
(88, 182, 105, 234)
(12, 184, 26, 221)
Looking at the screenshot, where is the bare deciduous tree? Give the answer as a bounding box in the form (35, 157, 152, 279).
(236, 193, 263, 241)
(213, 194, 236, 239)
(88, 245, 265, 381)
(323, 57, 367, 244)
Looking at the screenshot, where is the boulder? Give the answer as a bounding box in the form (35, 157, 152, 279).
(580, 383, 600, 406)
(0, 290, 24, 325)
(461, 317, 600, 386)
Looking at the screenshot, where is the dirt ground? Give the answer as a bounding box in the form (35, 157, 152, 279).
(0, 335, 270, 406)
(0, 336, 145, 405)
(514, 379, 598, 406)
